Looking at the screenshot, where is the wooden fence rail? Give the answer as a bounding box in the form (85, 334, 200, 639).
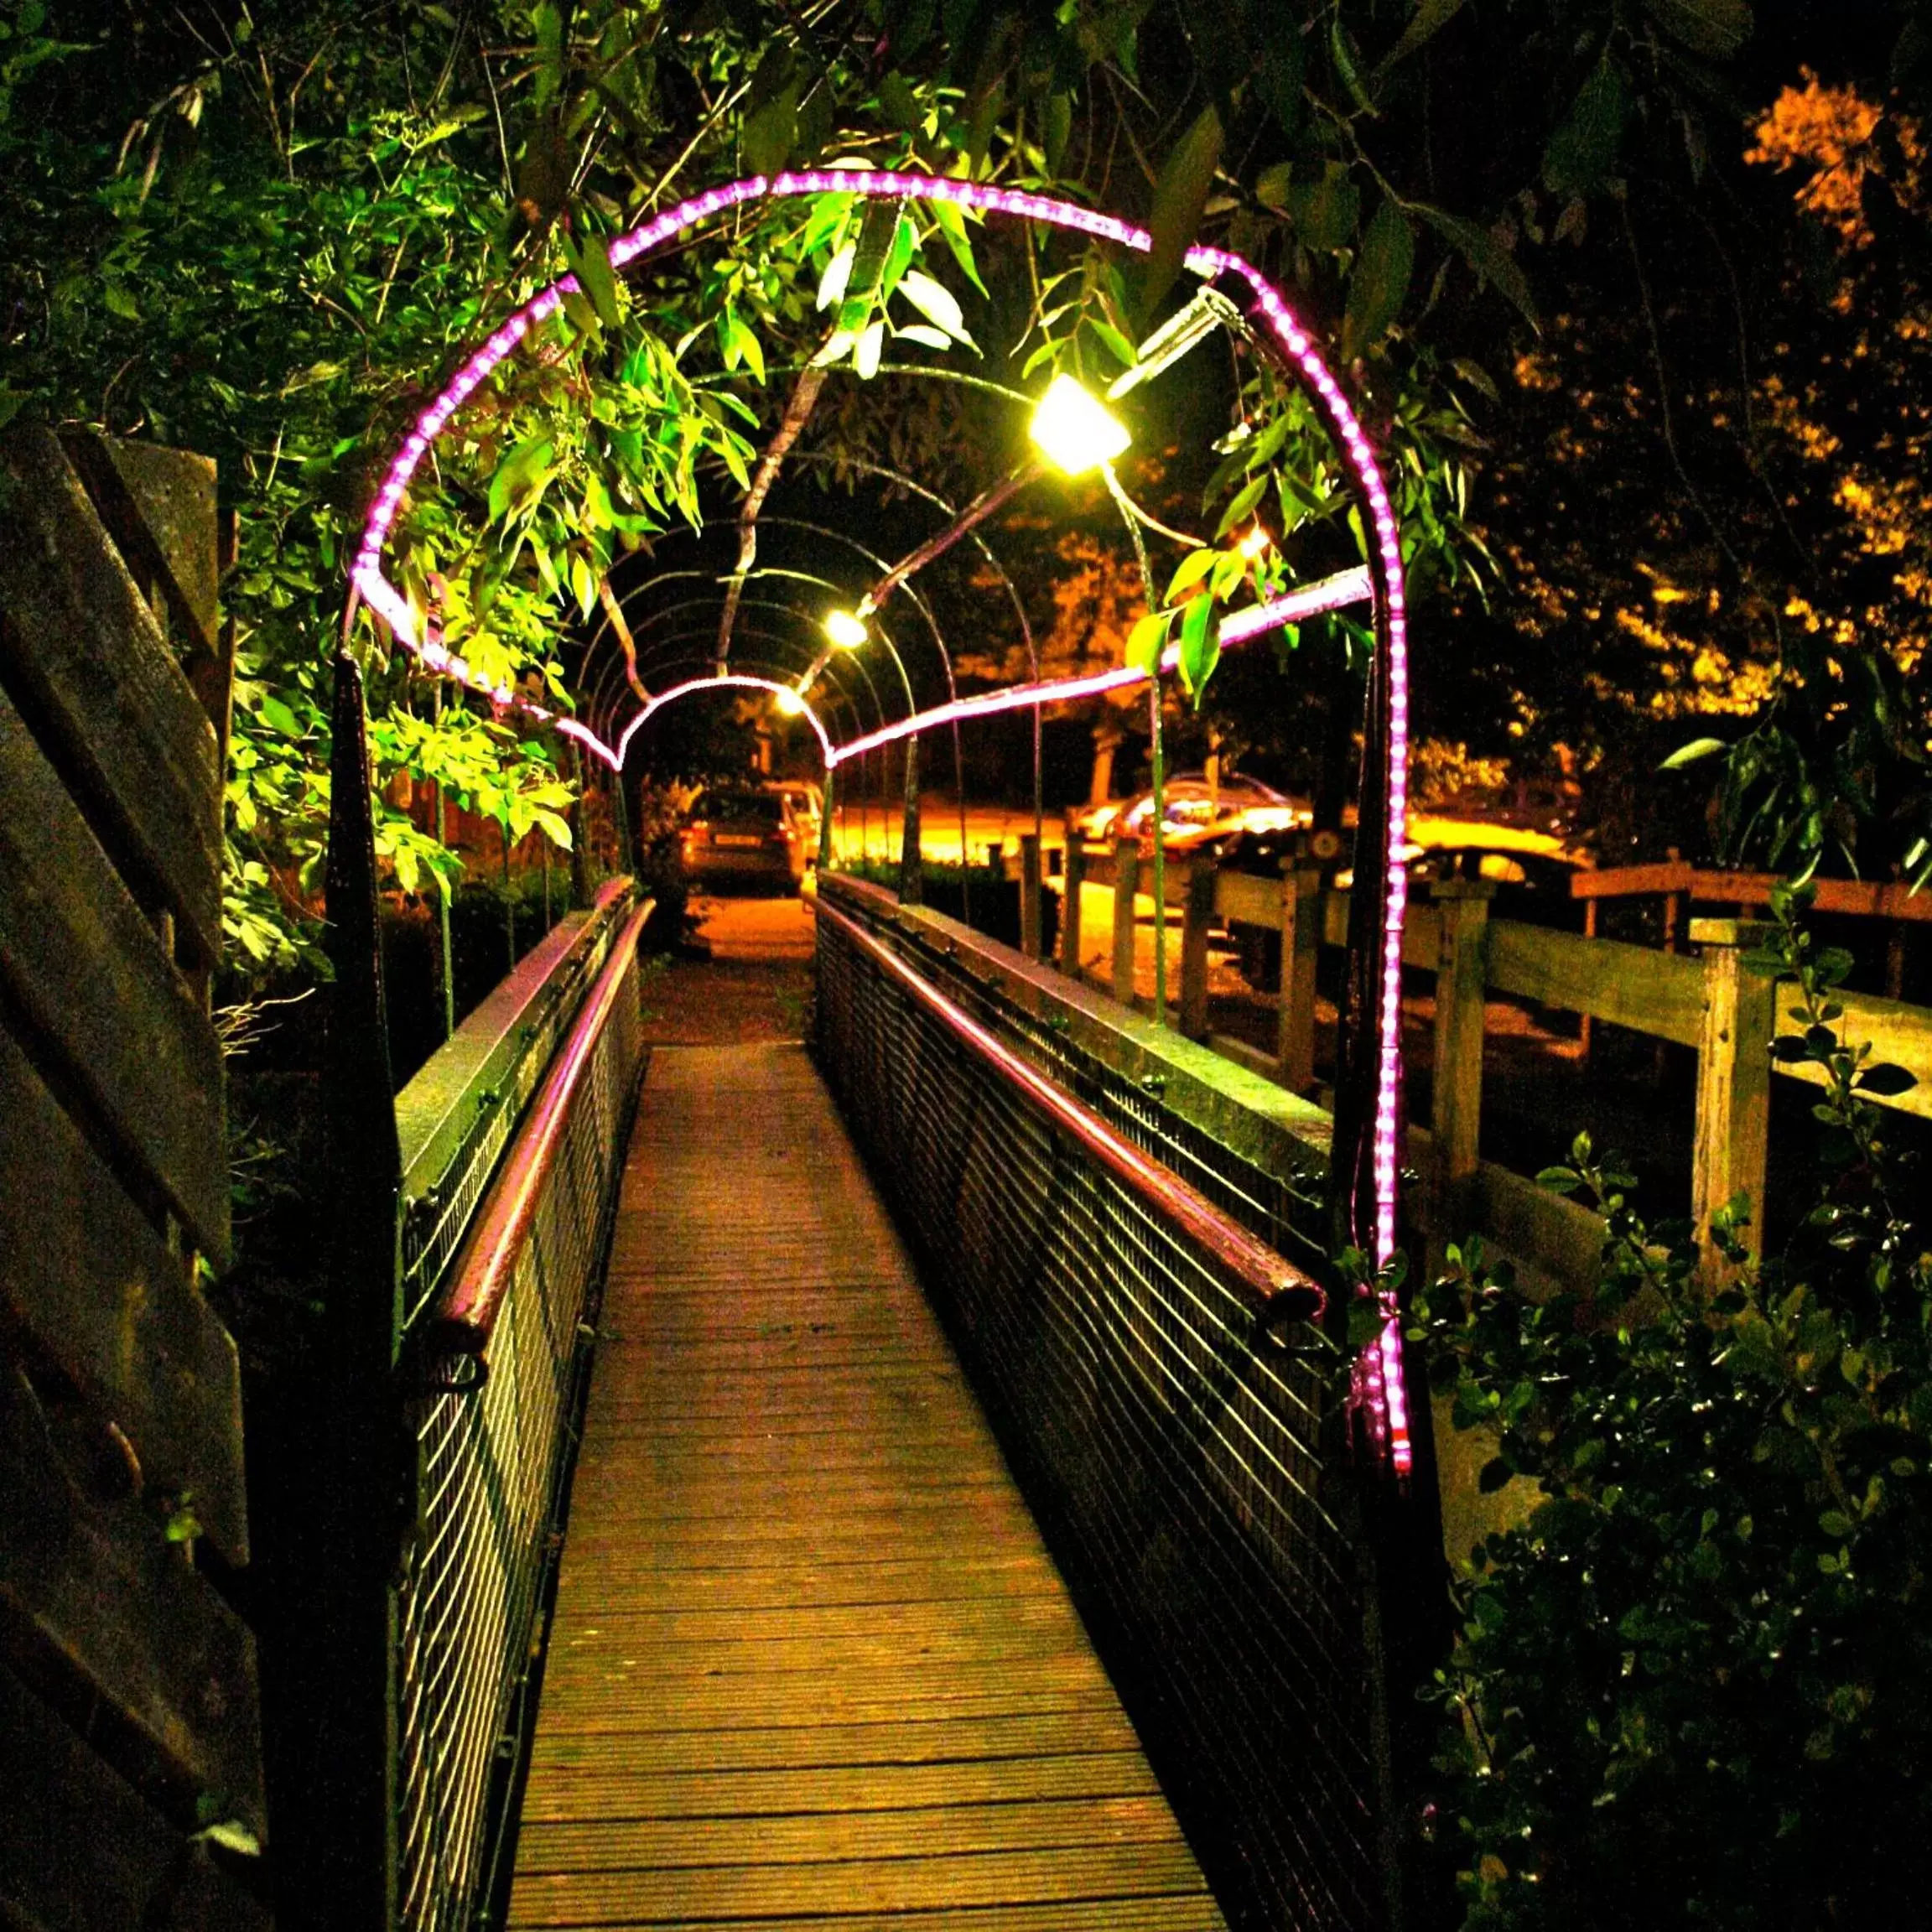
(1036, 837, 1932, 1291)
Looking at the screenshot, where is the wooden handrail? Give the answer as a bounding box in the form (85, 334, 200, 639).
(433, 895, 650, 1353)
(1574, 860, 1932, 923)
(817, 896, 1327, 1327)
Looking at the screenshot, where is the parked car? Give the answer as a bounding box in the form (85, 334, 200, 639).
(1226, 814, 1590, 991)
(762, 779, 823, 853)
(1071, 774, 1312, 853)
(678, 787, 809, 892)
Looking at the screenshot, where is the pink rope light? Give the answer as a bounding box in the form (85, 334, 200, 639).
(351, 170, 1415, 1474)
(613, 673, 835, 768)
(829, 564, 1373, 766)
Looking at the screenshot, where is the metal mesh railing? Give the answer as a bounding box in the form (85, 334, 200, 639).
(392, 900, 646, 1932)
(816, 887, 1383, 1932)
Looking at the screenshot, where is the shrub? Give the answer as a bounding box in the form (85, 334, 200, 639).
(1415, 878, 1932, 1927)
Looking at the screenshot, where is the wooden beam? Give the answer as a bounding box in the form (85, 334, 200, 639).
(0, 1665, 271, 1932)
(1278, 863, 1322, 1093)
(1429, 883, 1493, 1258)
(1690, 920, 1776, 1277)
(1019, 833, 1042, 960)
(0, 428, 223, 970)
(1488, 920, 1705, 1047)
(1773, 984, 1932, 1122)
(0, 688, 228, 1261)
(0, 1363, 265, 1831)
(0, 1027, 247, 1562)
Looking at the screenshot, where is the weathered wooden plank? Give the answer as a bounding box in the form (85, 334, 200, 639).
(1487, 918, 1706, 1046)
(517, 1796, 1186, 1874)
(514, 1906, 1225, 1932)
(0, 426, 222, 968)
(0, 686, 228, 1259)
(507, 1843, 1217, 1926)
(527, 1710, 1147, 1774)
(0, 1026, 246, 1561)
(555, 1555, 1061, 1613)
(0, 1364, 263, 1831)
(0, 1665, 270, 1932)
(58, 432, 221, 662)
(1575, 860, 1932, 923)
(518, 1751, 1163, 1823)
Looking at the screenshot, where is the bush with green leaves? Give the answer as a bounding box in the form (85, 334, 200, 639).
(1413, 876, 1932, 1927)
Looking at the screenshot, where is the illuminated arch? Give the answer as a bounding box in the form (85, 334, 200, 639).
(350, 169, 1415, 1474)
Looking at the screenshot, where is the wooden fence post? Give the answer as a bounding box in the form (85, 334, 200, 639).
(1278, 858, 1322, 1091)
(1019, 833, 1043, 958)
(1428, 880, 1495, 1265)
(1111, 837, 1140, 1005)
(1179, 859, 1215, 1040)
(1058, 837, 1086, 979)
(1691, 918, 1777, 1277)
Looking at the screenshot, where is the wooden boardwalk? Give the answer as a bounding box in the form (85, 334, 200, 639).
(508, 1041, 1227, 1930)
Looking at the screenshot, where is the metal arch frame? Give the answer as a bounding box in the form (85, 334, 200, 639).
(350, 169, 1416, 1475)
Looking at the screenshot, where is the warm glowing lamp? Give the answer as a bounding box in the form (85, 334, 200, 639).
(1239, 524, 1271, 559)
(1028, 374, 1130, 476)
(823, 608, 868, 651)
(773, 685, 806, 716)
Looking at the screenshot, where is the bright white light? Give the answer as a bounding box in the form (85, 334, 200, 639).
(823, 608, 868, 650)
(1028, 374, 1131, 475)
(1239, 524, 1271, 558)
(773, 685, 806, 715)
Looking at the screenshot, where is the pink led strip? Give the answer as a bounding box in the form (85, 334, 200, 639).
(829, 564, 1372, 765)
(352, 170, 1414, 1474)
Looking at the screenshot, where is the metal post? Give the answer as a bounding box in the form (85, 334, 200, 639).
(1179, 859, 1214, 1040)
(1111, 835, 1139, 1006)
(1019, 832, 1043, 959)
(818, 764, 838, 872)
(897, 737, 922, 905)
(264, 650, 402, 1930)
(1058, 835, 1087, 979)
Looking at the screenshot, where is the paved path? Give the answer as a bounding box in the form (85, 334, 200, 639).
(507, 1042, 1226, 1930)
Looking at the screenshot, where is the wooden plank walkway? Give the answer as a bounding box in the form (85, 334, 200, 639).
(508, 1041, 1227, 1931)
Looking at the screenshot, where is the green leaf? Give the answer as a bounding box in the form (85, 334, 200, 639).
(1542, 63, 1629, 197)
(1176, 591, 1220, 703)
(1856, 1063, 1918, 1097)
(1125, 610, 1170, 674)
(1413, 204, 1539, 329)
(1378, 0, 1468, 73)
(880, 213, 917, 299)
(1478, 1457, 1514, 1494)
(1344, 199, 1415, 356)
(817, 242, 856, 311)
(1255, 162, 1293, 212)
(532, 2, 564, 112)
(1661, 735, 1727, 770)
(1141, 104, 1223, 319)
(894, 323, 953, 351)
(564, 227, 623, 330)
(879, 71, 922, 130)
(1215, 475, 1269, 541)
(1536, 1165, 1581, 1194)
(899, 268, 973, 345)
(1258, 34, 1305, 138)
(929, 197, 989, 296)
(1643, 0, 1753, 59)
(1165, 547, 1218, 601)
(1286, 159, 1359, 255)
(742, 86, 798, 179)
(259, 696, 302, 738)
(854, 319, 886, 380)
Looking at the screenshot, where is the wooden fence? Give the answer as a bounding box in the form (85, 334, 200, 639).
(0, 427, 265, 1926)
(1031, 834, 1932, 1291)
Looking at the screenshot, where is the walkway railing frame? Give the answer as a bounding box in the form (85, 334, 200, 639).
(267, 654, 648, 1932)
(813, 870, 1405, 1932)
